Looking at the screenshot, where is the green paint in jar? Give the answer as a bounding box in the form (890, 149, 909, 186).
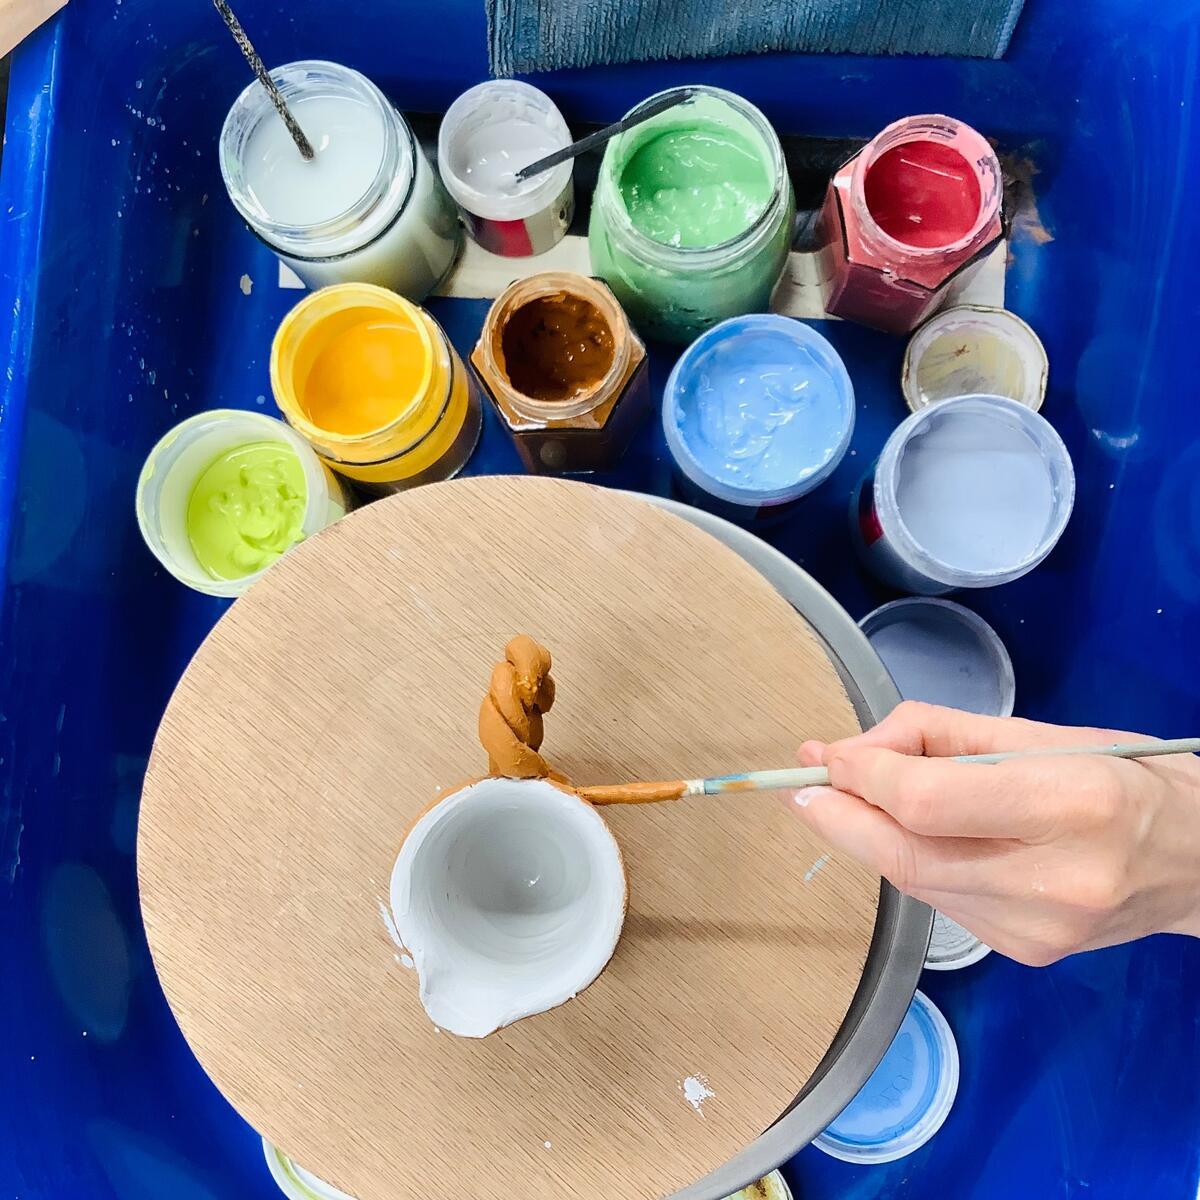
(589, 86, 793, 343)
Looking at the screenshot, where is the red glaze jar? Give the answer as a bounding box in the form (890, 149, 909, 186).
(817, 115, 1003, 334)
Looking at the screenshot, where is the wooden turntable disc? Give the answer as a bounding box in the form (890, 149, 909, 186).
(139, 476, 879, 1200)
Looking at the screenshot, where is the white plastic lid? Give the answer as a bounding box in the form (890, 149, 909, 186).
(263, 1139, 357, 1200)
(859, 597, 1015, 717)
(924, 910, 992, 971)
(903, 305, 1048, 413)
(814, 990, 959, 1164)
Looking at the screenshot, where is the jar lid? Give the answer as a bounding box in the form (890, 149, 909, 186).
(813, 990, 959, 1164)
(264, 1138, 356, 1200)
(902, 305, 1048, 413)
(925, 910, 992, 971)
(859, 597, 1015, 717)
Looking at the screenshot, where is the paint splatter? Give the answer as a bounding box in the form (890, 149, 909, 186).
(804, 853, 830, 883)
(543, 1141, 552, 1150)
(377, 899, 403, 949)
(681, 1074, 714, 1116)
(239, 273, 253, 296)
(399, 953, 414, 970)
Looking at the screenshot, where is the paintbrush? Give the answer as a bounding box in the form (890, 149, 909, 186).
(513, 88, 697, 181)
(577, 738, 1200, 806)
(211, 0, 315, 161)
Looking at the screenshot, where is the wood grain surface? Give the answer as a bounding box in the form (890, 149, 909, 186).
(138, 476, 879, 1200)
(1, 0, 64, 55)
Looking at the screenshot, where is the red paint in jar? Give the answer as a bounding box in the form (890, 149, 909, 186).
(817, 115, 1003, 334)
(862, 142, 983, 249)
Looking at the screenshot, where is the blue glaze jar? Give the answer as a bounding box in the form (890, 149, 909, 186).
(814, 989, 959, 1163)
(662, 314, 855, 525)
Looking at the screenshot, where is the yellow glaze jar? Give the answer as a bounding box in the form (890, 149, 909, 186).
(270, 283, 482, 492)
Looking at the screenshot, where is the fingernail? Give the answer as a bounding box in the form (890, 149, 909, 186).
(792, 788, 822, 808)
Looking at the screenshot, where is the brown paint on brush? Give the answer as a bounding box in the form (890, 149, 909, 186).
(497, 292, 615, 403)
(579, 780, 687, 805)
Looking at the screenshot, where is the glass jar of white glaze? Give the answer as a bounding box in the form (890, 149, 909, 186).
(219, 60, 462, 301)
(588, 86, 794, 343)
(438, 81, 574, 257)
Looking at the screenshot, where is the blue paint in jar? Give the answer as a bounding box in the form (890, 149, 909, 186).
(663, 315, 854, 524)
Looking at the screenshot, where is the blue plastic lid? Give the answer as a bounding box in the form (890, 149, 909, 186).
(814, 990, 959, 1164)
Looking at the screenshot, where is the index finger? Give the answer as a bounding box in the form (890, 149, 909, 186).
(830, 700, 1133, 760)
(827, 744, 1069, 839)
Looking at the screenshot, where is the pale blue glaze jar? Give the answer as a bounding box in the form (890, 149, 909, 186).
(662, 314, 855, 524)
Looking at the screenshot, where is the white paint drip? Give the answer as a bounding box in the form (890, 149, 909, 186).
(377, 899, 404, 949)
(239, 273, 253, 296)
(681, 1074, 714, 1117)
(804, 854, 830, 883)
(543, 1141, 552, 1150)
(399, 953, 414, 970)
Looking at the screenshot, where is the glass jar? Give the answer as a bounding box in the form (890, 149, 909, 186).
(588, 86, 794, 343)
(135, 410, 349, 598)
(438, 81, 574, 257)
(663, 315, 854, 526)
(816, 115, 1003, 334)
(270, 284, 482, 493)
(471, 273, 649, 473)
(219, 60, 462, 301)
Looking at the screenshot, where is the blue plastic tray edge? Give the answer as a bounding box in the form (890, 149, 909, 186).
(0, 18, 64, 622)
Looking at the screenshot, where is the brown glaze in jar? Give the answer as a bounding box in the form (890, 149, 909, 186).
(471, 272, 650, 473)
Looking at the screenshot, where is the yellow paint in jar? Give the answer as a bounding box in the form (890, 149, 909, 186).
(271, 283, 482, 491)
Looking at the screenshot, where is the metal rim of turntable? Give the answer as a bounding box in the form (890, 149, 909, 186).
(644, 495, 932, 1199)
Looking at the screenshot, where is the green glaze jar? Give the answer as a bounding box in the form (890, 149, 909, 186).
(588, 86, 794, 343)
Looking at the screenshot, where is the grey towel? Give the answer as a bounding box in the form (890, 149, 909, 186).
(487, 0, 1026, 75)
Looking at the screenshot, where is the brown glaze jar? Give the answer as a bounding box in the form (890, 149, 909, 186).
(471, 272, 650, 473)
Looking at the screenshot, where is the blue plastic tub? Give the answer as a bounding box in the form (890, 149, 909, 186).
(2, 1, 1198, 1197)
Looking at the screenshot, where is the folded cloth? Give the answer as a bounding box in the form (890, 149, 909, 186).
(487, 0, 1026, 76)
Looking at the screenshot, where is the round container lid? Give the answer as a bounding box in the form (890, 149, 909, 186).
(924, 910, 992, 971)
(814, 989, 958, 1164)
(728, 1170, 794, 1199)
(902, 305, 1048, 413)
(859, 597, 1015, 718)
(264, 1139, 357, 1200)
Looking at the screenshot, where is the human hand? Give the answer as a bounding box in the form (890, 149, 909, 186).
(790, 701, 1200, 965)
